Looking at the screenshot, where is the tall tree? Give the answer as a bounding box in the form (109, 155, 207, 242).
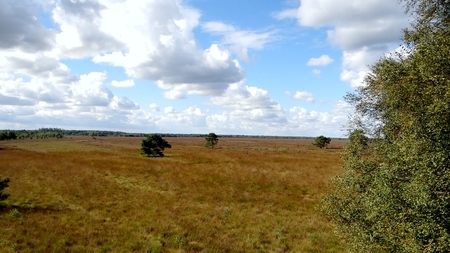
(322, 1, 450, 252)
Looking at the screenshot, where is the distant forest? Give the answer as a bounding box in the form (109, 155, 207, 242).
(0, 128, 344, 140)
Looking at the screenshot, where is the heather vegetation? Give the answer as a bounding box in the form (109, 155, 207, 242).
(0, 137, 346, 252)
(0, 177, 9, 208)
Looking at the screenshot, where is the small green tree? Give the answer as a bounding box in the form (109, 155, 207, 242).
(140, 134, 171, 157)
(313, 135, 331, 148)
(0, 177, 10, 207)
(205, 133, 219, 148)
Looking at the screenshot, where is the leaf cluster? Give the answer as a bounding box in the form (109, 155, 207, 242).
(205, 133, 219, 148)
(140, 134, 172, 157)
(322, 1, 450, 252)
(313, 135, 331, 149)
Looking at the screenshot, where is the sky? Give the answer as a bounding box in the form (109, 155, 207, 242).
(0, 0, 411, 137)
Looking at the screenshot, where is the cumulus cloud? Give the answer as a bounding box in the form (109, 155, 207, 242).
(91, 0, 244, 96)
(0, 1, 55, 52)
(149, 103, 160, 112)
(0, 0, 249, 132)
(286, 100, 353, 136)
(0, 0, 357, 137)
(52, 0, 124, 58)
(307, 55, 334, 66)
(207, 81, 287, 131)
(276, 0, 409, 88)
(163, 90, 185, 100)
(287, 91, 314, 103)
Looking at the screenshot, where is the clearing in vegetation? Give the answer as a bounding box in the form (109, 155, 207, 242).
(0, 137, 346, 252)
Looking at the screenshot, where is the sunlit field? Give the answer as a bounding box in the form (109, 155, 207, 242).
(0, 137, 346, 252)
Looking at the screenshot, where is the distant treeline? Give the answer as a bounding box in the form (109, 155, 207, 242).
(0, 128, 346, 140)
(0, 128, 127, 140)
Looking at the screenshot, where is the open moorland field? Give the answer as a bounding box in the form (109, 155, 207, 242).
(0, 137, 347, 252)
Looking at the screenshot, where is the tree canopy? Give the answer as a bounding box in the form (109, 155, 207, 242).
(205, 133, 219, 148)
(322, 1, 450, 252)
(140, 134, 172, 157)
(313, 135, 331, 149)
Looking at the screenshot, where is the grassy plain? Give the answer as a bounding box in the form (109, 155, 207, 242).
(0, 137, 346, 252)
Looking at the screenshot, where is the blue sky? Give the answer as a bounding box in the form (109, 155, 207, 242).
(0, 0, 410, 137)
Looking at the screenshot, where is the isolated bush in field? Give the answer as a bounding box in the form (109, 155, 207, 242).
(322, 0, 450, 251)
(205, 133, 219, 148)
(0, 177, 10, 207)
(140, 134, 171, 157)
(313, 135, 331, 148)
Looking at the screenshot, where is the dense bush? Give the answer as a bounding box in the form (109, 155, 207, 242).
(140, 134, 171, 157)
(313, 135, 331, 149)
(205, 133, 219, 148)
(322, 1, 450, 252)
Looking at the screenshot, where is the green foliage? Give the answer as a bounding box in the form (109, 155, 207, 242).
(205, 133, 219, 148)
(0, 177, 10, 207)
(0, 131, 17, 141)
(313, 135, 331, 149)
(322, 1, 450, 252)
(140, 134, 171, 157)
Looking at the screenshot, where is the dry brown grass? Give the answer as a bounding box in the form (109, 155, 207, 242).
(0, 137, 346, 252)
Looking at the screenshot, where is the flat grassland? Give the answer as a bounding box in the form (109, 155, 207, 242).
(0, 137, 346, 252)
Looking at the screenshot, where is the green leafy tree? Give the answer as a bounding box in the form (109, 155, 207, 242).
(313, 135, 331, 149)
(0, 177, 10, 207)
(140, 134, 171, 157)
(322, 1, 450, 252)
(205, 133, 219, 148)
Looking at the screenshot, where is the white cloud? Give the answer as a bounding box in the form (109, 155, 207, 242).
(164, 107, 176, 114)
(273, 8, 297, 20)
(286, 100, 353, 136)
(90, 0, 245, 96)
(307, 55, 334, 66)
(293, 0, 408, 50)
(312, 69, 321, 75)
(52, 0, 124, 58)
(288, 91, 315, 103)
(0, 1, 55, 52)
(202, 21, 275, 61)
(207, 81, 287, 132)
(149, 103, 160, 112)
(163, 89, 186, 100)
(0, 0, 358, 137)
(276, 0, 409, 88)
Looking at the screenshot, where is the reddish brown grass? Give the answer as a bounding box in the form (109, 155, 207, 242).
(0, 137, 346, 252)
